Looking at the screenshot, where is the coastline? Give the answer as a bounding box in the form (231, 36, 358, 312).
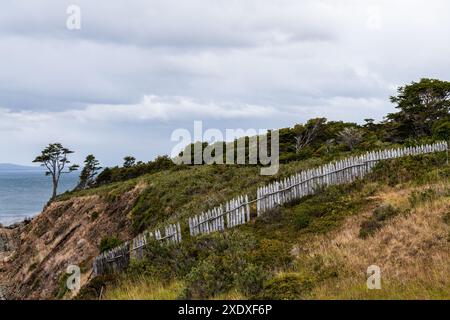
(0, 214, 35, 228)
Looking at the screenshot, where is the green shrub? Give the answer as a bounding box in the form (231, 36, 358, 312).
(75, 275, 116, 300)
(257, 273, 315, 300)
(359, 219, 382, 239)
(28, 262, 38, 272)
(127, 240, 183, 282)
(256, 206, 284, 224)
(370, 154, 447, 186)
(294, 210, 312, 229)
(290, 184, 365, 234)
(235, 263, 268, 297)
(294, 202, 328, 219)
(91, 211, 99, 221)
(299, 254, 340, 281)
(124, 232, 261, 299)
(54, 272, 70, 299)
(184, 254, 238, 299)
(98, 236, 122, 253)
(252, 239, 293, 270)
(373, 204, 399, 221)
(179, 232, 262, 299)
(359, 204, 399, 239)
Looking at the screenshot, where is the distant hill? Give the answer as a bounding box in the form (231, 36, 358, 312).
(0, 163, 43, 171)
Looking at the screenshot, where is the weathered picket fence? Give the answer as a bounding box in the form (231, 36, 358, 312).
(92, 141, 448, 276)
(188, 195, 250, 236)
(93, 241, 130, 276)
(93, 223, 182, 276)
(257, 141, 448, 215)
(130, 222, 182, 260)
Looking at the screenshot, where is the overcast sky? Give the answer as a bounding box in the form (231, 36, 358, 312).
(1, 0, 449, 166)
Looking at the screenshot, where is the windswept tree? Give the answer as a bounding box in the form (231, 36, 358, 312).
(123, 156, 136, 168)
(76, 155, 102, 190)
(33, 143, 79, 200)
(337, 127, 363, 150)
(292, 118, 327, 153)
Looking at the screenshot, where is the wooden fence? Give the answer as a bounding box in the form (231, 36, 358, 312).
(188, 195, 251, 236)
(93, 241, 130, 276)
(92, 141, 448, 276)
(93, 223, 182, 276)
(257, 141, 448, 214)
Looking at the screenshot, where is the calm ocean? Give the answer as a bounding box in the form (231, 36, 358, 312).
(0, 170, 78, 226)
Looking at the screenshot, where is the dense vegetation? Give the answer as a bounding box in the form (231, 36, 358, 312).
(66, 78, 449, 299)
(77, 152, 449, 300)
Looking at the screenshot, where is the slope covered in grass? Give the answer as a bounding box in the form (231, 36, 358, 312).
(59, 154, 339, 234)
(80, 153, 449, 300)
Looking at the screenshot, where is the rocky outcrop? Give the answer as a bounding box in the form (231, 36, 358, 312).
(0, 227, 16, 262)
(0, 184, 143, 299)
(0, 227, 16, 300)
(0, 229, 12, 252)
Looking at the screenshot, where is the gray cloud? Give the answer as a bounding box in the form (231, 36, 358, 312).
(1, 0, 449, 165)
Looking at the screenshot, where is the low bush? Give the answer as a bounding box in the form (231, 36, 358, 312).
(409, 188, 438, 208)
(252, 239, 293, 270)
(359, 219, 383, 239)
(181, 232, 261, 298)
(127, 240, 183, 282)
(54, 272, 71, 299)
(373, 204, 399, 221)
(75, 275, 117, 300)
(235, 263, 268, 297)
(256, 206, 284, 224)
(183, 254, 239, 299)
(257, 273, 315, 300)
(294, 211, 311, 229)
(292, 184, 364, 234)
(369, 153, 447, 186)
(303, 254, 340, 281)
(98, 236, 122, 253)
(359, 204, 399, 239)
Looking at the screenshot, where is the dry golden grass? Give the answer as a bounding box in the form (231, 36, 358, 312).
(299, 182, 450, 299)
(212, 290, 247, 300)
(104, 277, 247, 300)
(104, 278, 185, 300)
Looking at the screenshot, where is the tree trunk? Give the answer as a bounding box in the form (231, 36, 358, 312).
(51, 176, 58, 200)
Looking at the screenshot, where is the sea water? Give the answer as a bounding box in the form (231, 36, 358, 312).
(0, 170, 78, 226)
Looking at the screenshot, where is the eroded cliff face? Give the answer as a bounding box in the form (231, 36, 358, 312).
(0, 228, 15, 253)
(0, 184, 143, 300)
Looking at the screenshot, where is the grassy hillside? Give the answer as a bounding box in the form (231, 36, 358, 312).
(60, 149, 362, 235)
(77, 152, 449, 300)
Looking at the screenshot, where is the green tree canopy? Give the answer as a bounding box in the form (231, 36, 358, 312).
(76, 154, 102, 190)
(33, 143, 79, 200)
(123, 156, 136, 168)
(387, 78, 450, 139)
